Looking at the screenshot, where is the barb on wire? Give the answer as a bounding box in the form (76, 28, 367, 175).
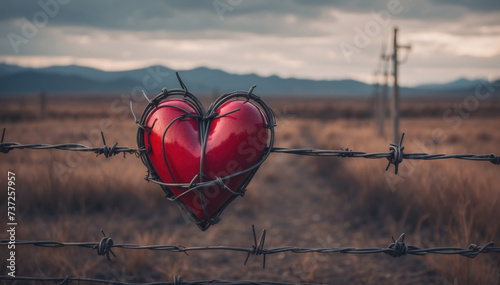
(94, 230, 116, 261)
(0, 275, 322, 285)
(386, 133, 405, 174)
(244, 225, 267, 268)
(1, 228, 498, 267)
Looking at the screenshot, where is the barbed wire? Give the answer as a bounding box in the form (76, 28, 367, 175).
(1, 227, 498, 270)
(1, 128, 498, 174)
(1, 275, 321, 285)
(0, 128, 139, 158)
(271, 133, 500, 174)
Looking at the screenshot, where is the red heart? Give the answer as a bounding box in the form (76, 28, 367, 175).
(141, 94, 270, 230)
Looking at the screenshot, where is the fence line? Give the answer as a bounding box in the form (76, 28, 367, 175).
(1, 275, 321, 285)
(2, 126, 499, 283)
(3, 78, 498, 284)
(1, 227, 498, 269)
(1, 129, 498, 174)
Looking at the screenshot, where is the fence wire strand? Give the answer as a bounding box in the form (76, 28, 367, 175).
(1, 128, 498, 174)
(1, 228, 498, 269)
(0, 128, 139, 158)
(1, 275, 321, 285)
(0, 229, 498, 285)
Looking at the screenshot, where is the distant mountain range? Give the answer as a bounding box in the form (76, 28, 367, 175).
(0, 63, 498, 97)
(413, 78, 490, 90)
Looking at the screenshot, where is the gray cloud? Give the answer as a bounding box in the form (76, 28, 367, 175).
(0, 0, 334, 39)
(1, 0, 497, 34)
(1, 0, 196, 30)
(431, 0, 500, 11)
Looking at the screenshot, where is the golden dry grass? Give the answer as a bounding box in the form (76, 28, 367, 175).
(0, 94, 499, 284)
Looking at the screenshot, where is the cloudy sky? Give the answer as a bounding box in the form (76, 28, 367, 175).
(1, 0, 499, 86)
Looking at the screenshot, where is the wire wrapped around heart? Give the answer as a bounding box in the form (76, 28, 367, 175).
(135, 73, 275, 231)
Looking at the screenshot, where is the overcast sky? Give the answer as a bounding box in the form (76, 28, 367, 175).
(1, 0, 499, 86)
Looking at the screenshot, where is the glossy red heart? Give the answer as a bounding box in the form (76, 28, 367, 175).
(143, 97, 269, 230)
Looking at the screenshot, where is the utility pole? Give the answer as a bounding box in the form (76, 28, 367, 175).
(377, 48, 390, 137)
(391, 27, 411, 144)
(40, 91, 47, 120)
(374, 71, 383, 136)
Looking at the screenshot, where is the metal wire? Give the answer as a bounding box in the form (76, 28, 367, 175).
(0, 129, 139, 158)
(1, 133, 498, 180)
(271, 133, 500, 174)
(1, 227, 498, 270)
(0, 275, 320, 285)
(1, 131, 498, 170)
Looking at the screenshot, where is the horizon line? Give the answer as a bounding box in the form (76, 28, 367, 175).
(0, 61, 494, 88)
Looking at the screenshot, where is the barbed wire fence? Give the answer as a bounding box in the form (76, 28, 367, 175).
(0, 275, 328, 285)
(1, 129, 498, 174)
(1, 125, 499, 284)
(1, 226, 499, 284)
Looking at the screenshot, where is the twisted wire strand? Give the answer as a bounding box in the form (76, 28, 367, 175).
(0, 142, 138, 155)
(0, 275, 319, 285)
(0, 128, 138, 158)
(1, 229, 498, 268)
(0, 231, 497, 284)
(1, 134, 498, 168)
(2, 141, 496, 163)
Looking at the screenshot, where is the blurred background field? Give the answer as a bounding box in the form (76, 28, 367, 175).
(0, 93, 499, 284)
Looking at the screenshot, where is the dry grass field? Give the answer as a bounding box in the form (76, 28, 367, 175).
(0, 93, 499, 284)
